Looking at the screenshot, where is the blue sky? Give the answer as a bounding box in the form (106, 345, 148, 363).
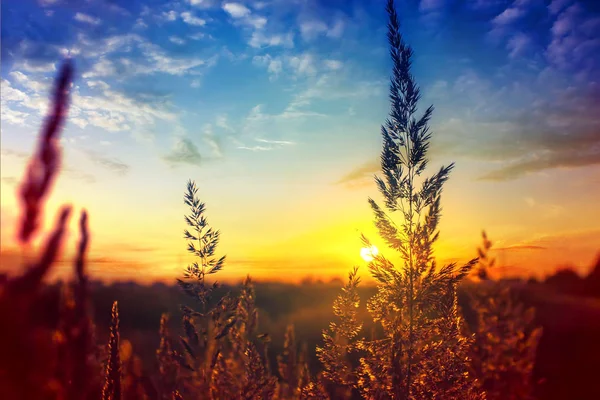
(1, 0, 599, 282)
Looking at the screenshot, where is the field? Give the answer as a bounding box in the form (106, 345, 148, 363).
(25, 268, 599, 400)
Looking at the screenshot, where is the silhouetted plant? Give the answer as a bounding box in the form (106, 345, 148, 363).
(174, 183, 286, 399)
(0, 59, 104, 400)
(316, 266, 362, 399)
(318, 1, 483, 398)
(468, 231, 542, 400)
(103, 301, 122, 400)
(277, 324, 311, 399)
(178, 180, 226, 308)
(156, 314, 182, 399)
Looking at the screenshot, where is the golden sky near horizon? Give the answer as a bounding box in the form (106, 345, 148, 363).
(2, 154, 599, 284)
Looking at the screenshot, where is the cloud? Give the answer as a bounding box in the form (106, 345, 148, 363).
(162, 10, 178, 22)
(252, 54, 283, 79)
(237, 102, 320, 151)
(287, 53, 317, 77)
(74, 12, 102, 26)
(215, 114, 234, 132)
(201, 124, 224, 157)
(546, 3, 600, 78)
(60, 167, 97, 184)
(222, 2, 267, 29)
(79, 39, 211, 79)
(169, 36, 186, 45)
(75, 84, 176, 130)
(0, 80, 36, 126)
(1, 107, 29, 126)
(237, 145, 273, 151)
(187, 0, 217, 9)
(494, 245, 547, 251)
(479, 148, 600, 181)
(254, 53, 346, 80)
(9, 71, 50, 92)
(13, 60, 57, 74)
(1, 177, 18, 187)
(1, 78, 53, 123)
(283, 73, 385, 114)
(255, 138, 296, 146)
(81, 149, 130, 176)
(336, 160, 379, 187)
(222, 3, 251, 18)
(180, 11, 206, 26)
(1, 149, 31, 160)
(548, 0, 571, 15)
(324, 59, 343, 71)
(39, 0, 60, 6)
(487, 0, 535, 42)
(299, 20, 328, 40)
(506, 32, 532, 58)
(237, 138, 295, 151)
(429, 69, 600, 180)
(248, 32, 294, 48)
(163, 137, 203, 166)
(298, 15, 345, 41)
(1, 148, 97, 184)
(492, 6, 525, 26)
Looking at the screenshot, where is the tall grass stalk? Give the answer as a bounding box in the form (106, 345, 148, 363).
(318, 1, 483, 398)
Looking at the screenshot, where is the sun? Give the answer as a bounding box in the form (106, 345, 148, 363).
(360, 245, 379, 262)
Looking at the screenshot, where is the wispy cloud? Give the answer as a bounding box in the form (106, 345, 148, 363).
(1, 149, 97, 184)
(298, 15, 345, 41)
(287, 53, 317, 77)
(252, 54, 283, 79)
(506, 32, 532, 58)
(492, 6, 525, 27)
(546, 3, 600, 79)
(81, 149, 130, 176)
(69, 82, 177, 135)
(223, 2, 251, 18)
(169, 36, 186, 45)
(255, 138, 296, 146)
(187, 0, 217, 9)
(180, 11, 206, 26)
(494, 245, 547, 251)
(323, 59, 343, 71)
(163, 137, 204, 166)
(480, 149, 600, 181)
(1, 177, 18, 187)
(223, 2, 267, 30)
(74, 12, 102, 26)
(248, 31, 294, 48)
(215, 114, 234, 132)
(336, 160, 379, 187)
(237, 138, 296, 152)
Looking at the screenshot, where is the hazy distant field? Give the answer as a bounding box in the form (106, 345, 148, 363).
(56, 276, 596, 400)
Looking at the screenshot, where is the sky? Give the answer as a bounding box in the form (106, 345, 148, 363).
(1, 0, 599, 284)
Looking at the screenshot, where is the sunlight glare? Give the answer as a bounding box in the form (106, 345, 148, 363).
(360, 245, 379, 262)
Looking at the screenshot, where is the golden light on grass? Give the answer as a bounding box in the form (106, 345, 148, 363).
(360, 245, 378, 262)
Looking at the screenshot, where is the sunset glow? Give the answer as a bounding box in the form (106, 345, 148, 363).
(360, 245, 378, 263)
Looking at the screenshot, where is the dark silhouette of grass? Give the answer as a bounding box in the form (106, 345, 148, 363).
(15, 275, 599, 399)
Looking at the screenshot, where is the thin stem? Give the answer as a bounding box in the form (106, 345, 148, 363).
(406, 128, 415, 399)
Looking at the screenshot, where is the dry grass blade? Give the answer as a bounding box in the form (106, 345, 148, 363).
(103, 301, 122, 400)
(18, 60, 73, 244)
